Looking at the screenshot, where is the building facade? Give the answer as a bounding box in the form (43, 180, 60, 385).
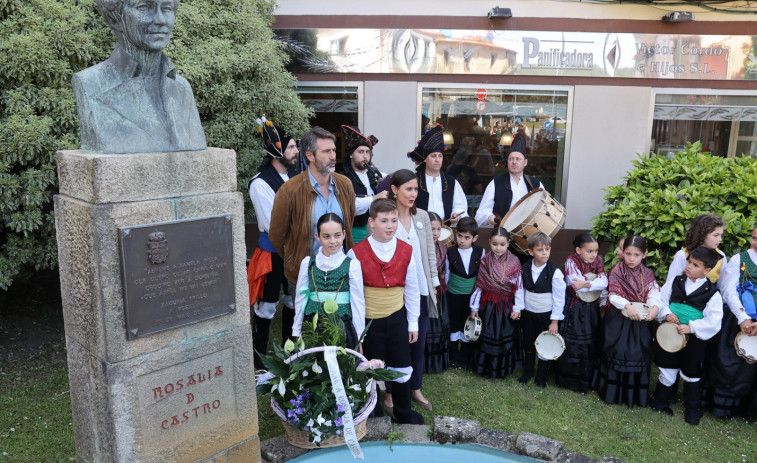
(273, 0, 757, 232)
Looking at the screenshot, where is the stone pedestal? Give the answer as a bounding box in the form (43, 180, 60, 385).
(54, 148, 260, 463)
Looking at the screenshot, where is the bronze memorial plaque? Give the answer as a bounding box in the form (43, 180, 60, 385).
(119, 215, 235, 340)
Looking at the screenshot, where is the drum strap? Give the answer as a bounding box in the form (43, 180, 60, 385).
(669, 302, 704, 325)
(447, 273, 477, 295)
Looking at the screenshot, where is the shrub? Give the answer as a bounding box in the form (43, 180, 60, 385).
(0, 0, 310, 290)
(591, 142, 757, 280)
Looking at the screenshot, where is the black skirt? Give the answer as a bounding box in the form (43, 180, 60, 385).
(702, 309, 757, 418)
(555, 294, 600, 393)
(595, 307, 654, 408)
(425, 292, 450, 374)
(471, 298, 522, 379)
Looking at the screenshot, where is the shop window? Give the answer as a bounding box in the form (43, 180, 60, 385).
(296, 85, 360, 166)
(652, 94, 757, 158)
(421, 87, 568, 216)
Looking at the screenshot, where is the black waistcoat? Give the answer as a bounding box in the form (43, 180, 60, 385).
(342, 163, 381, 227)
(492, 173, 540, 219)
(447, 246, 483, 279)
(416, 171, 455, 220)
(522, 261, 557, 294)
(670, 275, 718, 312)
(248, 160, 290, 194)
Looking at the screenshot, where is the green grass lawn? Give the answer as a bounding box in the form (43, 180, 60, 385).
(0, 341, 75, 462)
(2, 311, 754, 463)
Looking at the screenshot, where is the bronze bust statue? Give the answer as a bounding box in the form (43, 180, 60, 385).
(73, 0, 207, 154)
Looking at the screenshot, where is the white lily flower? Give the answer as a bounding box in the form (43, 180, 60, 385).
(313, 435, 321, 443)
(306, 419, 315, 428)
(312, 362, 323, 374)
(277, 378, 286, 397)
(349, 384, 361, 391)
(316, 413, 326, 425)
(302, 370, 309, 377)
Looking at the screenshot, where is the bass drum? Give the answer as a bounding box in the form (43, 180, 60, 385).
(500, 189, 566, 254)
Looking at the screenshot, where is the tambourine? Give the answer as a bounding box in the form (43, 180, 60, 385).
(534, 331, 566, 360)
(464, 315, 482, 342)
(734, 332, 757, 364)
(577, 272, 602, 303)
(439, 225, 455, 248)
(656, 322, 688, 353)
(622, 302, 650, 320)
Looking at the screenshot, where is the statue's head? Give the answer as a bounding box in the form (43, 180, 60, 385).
(96, 0, 179, 52)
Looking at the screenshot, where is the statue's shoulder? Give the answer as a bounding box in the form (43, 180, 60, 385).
(72, 58, 119, 97)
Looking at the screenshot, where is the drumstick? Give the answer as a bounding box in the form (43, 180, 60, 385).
(443, 211, 467, 224)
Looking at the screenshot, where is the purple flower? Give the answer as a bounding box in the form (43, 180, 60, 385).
(287, 409, 297, 419)
(334, 416, 343, 427)
(336, 430, 342, 435)
(337, 404, 345, 413)
(295, 407, 304, 415)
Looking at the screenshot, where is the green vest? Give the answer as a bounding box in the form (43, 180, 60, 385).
(303, 257, 352, 318)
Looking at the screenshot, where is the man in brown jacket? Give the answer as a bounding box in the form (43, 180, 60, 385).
(269, 127, 356, 285)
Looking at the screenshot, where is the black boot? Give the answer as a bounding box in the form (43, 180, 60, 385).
(534, 359, 549, 388)
(519, 352, 535, 384)
(391, 381, 424, 424)
(651, 381, 676, 416)
(252, 314, 272, 369)
(683, 381, 703, 425)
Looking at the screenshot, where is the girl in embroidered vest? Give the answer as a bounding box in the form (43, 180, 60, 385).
(292, 214, 365, 350)
(425, 212, 450, 374)
(704, 223, 757, 419)
(470, 228, 524, 379)
(596, 235, 661, 408)
(664, 214, 727, 289)
(555, 233, 608, 393)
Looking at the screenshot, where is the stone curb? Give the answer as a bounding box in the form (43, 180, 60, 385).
(260, 415, 624, 463)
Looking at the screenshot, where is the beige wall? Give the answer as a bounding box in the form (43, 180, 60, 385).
(275, 0, 740, 21)
(363, 81, 419, 175)
(564, 85, 654, 229)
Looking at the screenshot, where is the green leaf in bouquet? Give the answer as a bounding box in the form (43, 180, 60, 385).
(323, 297, 338, 314)
(284, 338, 295, 353)
(257, 352, 290, 379)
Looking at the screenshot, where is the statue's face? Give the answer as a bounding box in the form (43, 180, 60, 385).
(121, 0, 177, 52)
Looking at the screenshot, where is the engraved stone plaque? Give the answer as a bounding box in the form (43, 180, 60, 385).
(136, 348, 236, 452)
(119, 215, 235, 339)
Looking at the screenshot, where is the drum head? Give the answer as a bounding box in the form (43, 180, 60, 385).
(501, 189, 546, 233)
(735, 333, 757, 363)
(534, 331, 565, 360)
(622, 302, 650, 320)
(656, 322, 687, 353)
(464, 316, 482, 342)
(439, 226, 453, 242)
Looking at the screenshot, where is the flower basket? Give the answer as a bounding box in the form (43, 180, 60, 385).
(266, 346, 377, 449)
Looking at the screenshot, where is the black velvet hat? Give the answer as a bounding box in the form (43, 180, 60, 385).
(340, 125, 378, 157)
(257, 116, 294, 158)
(508, 131, 527, 158)
(407, 124, 445, 165)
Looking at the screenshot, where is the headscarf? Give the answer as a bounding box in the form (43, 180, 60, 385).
(608, 261, 659, 304)
(474, 251, 522, 310)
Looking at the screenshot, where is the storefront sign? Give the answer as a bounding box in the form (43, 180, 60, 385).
(277, 28, 757, 81)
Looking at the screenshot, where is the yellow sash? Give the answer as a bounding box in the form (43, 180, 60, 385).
(364, 286, 404, 319)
